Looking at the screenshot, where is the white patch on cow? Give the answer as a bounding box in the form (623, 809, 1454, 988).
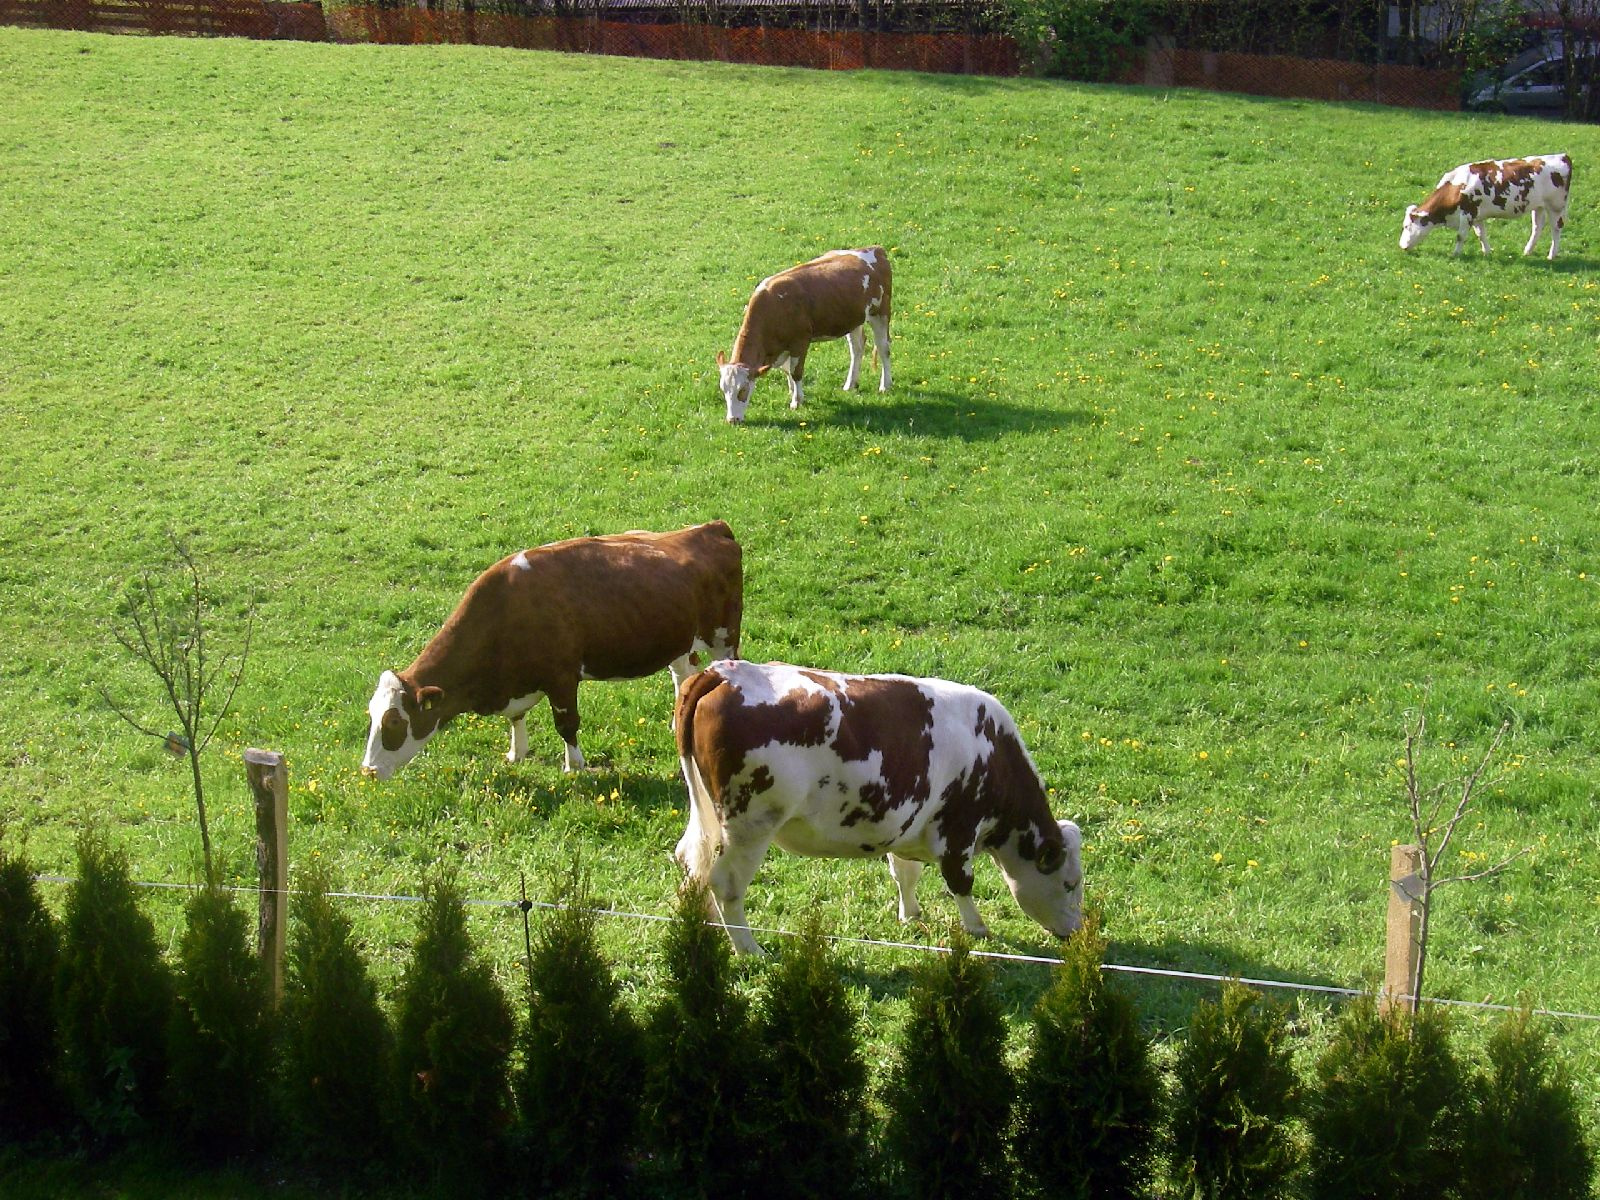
(861, 273, 871, 291)
(498, 691, 544, 763)
(719, 360, 755, 423)
(511, 551, 532, 571)
(836, 248, 877, 267)
(361, 670, 431, 782)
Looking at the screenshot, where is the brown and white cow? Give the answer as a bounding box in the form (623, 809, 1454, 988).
(362, 522, 742, 779)
(716, 247, 892, 423)
(1400, 154, 1572, 259)
(673, 660, 1083, 956)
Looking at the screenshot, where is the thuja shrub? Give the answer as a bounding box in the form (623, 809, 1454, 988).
(54, 830, 174, 1145)
(641, 879, 763, 1200)
(1305, 996, 1468, 1200)
(1456, 1009, 1594, 1200)
(1168, 982, 1300, 1200)
(750, 909, 872, 1200)
(515, 866, 644, 1200)
(393, 871, 515, 1193)
(1013, 915, 1159, 1200)
(277, 862, 395, 1171)
(881, 927, 1013, 1200)
(0, 843, 64, 1142)
(166, 884, 276, 1157)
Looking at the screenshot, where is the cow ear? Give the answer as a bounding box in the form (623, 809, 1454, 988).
(417, 685, 444, 713)
(716, 350, 728, 367)
(1037, 840, 1065, 874)
(754, 365, 771, 377)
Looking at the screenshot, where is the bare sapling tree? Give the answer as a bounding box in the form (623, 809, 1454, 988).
(102, 535, 253, 886)
(1398, 706, 1526, 1014)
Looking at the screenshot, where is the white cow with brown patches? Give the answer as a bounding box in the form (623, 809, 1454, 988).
(361, 522, 742, 779)
(674, 660, 1083, 956)
(716, 247, 892, 423)
(1400, 154, 1572, 259)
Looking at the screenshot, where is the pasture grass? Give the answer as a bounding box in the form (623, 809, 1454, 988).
(2, 22, 1598, 1159)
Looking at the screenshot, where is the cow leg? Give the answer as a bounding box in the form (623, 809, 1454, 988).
(938, 854, 991, 938)
(867, 313, 891, 392)
(842, 326, 865, 391)
(785, 355, 807, 411)
(507, 714, 529, 764)
(1473, 222, 1491, 255)
(546, 682, 585, 772)
(709, 826, 776, 956)
(1550, 213, 1564, 260)
(1524, 209, 1545, 256)
(887, 853, 924, 922)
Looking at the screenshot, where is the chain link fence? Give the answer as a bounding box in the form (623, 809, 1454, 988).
(4, 0, 1468, 104)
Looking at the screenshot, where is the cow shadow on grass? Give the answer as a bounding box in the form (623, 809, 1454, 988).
(819, 926, 1354, 1032)
(741, 389, 1090, 440)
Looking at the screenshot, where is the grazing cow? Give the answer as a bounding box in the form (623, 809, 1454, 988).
(362, 522, 742, 780)
(716, 247, 892, 423)
(1400, 154, 1572, 259)
(673, 660, 1083, 956)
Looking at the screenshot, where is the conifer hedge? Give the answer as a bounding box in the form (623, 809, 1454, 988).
(3, 842, 1596, 1200)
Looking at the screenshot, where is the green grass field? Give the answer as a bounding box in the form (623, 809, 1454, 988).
(2, 22, 1598, 1153)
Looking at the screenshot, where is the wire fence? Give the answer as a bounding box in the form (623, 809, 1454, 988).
(2, 0, 1464, 103)
(30, 870, 1600, 1024)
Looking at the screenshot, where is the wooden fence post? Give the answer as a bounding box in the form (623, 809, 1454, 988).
(1382, 843, 1424, 1016)
(244, 749, 288, 1006)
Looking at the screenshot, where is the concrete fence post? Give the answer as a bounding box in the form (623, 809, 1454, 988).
(244, 748, 288, 1006)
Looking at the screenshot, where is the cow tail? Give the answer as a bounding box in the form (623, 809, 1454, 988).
(674, 668, 725, 886)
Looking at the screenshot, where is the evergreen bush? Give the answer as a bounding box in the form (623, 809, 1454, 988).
(393, 871, 515, 1194)
(54, 830, 174, 1146)
(1168, 982, 1299, 1200)
(0, 843, 64, 1143)
(277, 862, 395, 1172)
(1013, 915, 1159, 1200)
(750, 909, 872, 1200)
(641, 878, 762, 1200)
(881, 927, 1013, 1200)
(1305, 996, 1468, 1200)
(1000, 0, 1154, 81)
(1456, 1008, 1594, 1200)
(166, 884, 276, 1157)
(515, 865, 644, 1200)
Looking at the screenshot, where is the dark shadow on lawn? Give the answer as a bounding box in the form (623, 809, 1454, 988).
(739, 388, 1091, 440)
(817, 928, 1354, 1029)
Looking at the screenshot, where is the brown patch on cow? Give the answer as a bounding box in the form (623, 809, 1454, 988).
(933, 708, 1060, 896)
(1417, 181, 1463, 224)
(823, 674, 935, 828)
(379, 708, 411, 752)
(678, 669, 835, 820)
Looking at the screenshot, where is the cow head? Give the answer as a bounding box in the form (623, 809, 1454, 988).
(997, 819, 1084, 939)
(716, 351, 765, 424)
(1399, 204, 1435, 250)
(361, 670, 447, 780)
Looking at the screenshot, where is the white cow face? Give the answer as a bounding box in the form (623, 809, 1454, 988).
(1399, 206, 1432, 250)
(716, 352, 757, 423)
(361, 670, 445, 780)
(1000, 820, 1085, 939)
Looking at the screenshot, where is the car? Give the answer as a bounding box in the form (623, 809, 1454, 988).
(1469, 54, 1569, 115)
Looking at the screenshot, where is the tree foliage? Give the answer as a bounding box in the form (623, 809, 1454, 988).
(882, 927, 1014, 1200)
(278, 862, 395, 1171)
(1014, 915, 1159, 1200)
(1168, 982, 1300, 1200)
